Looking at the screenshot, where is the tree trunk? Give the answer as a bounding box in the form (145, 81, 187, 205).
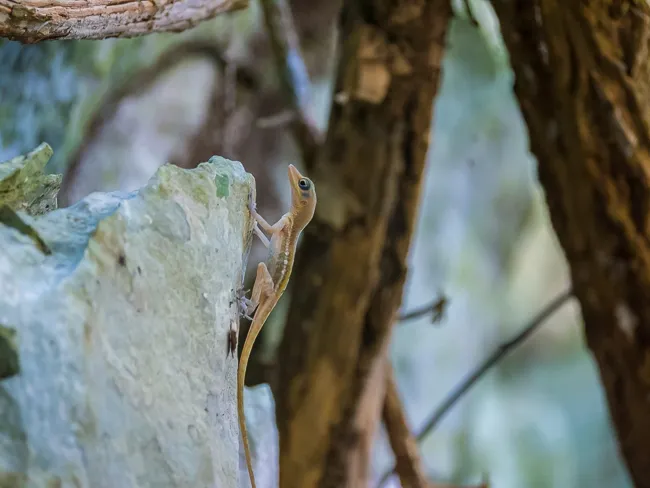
(491, 1, 650, 486)
(275, 1, 451, 487)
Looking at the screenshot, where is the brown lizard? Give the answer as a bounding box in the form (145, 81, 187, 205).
(238, 164, 317, 488)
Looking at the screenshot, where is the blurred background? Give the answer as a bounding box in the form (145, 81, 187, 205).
(0, 0, 633, 486)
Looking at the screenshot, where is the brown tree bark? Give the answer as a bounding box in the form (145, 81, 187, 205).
(0, 0, 246, 42)
(274, 1, 451, 487)
(491, 1, 650, 486)
(383, 363, 430, 488)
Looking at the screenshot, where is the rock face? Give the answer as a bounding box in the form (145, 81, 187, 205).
(0, 148, 254, 488)
(0, 143, 61, 216)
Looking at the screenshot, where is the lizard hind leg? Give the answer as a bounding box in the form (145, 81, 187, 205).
(239, 263, 274, 319)
(250, 262, 275, 304)
(237, 286, 256, 320)
(239, 297, 256, 321)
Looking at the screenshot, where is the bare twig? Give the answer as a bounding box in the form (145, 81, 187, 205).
(461, 0, 479, 26)
(256, 110, 297, 129)
(259, 0, 321, 166)
(382, 364, 430, 488)
(0, 0, 247, 43)
(399, 294, 449, 323)
(378, 288, 574, 485)
(222, 60, 238, 156)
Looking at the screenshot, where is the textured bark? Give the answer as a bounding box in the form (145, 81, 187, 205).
(0, 0, 247, 43)
(275, 1, 451, 487)
(491, 1, 650, 486)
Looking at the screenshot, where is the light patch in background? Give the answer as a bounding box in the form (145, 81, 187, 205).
(61, 59, 220, 206)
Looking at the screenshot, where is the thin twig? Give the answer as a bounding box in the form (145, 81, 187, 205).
(221, 60, 239, 157)
(462, 0, 479, 26)
(259, 0, 321, 166)
(382, 364, 430, 488)
(256, 110, 297, 129)
(378, 288, 574, 486)
(399, 294, 449, 323)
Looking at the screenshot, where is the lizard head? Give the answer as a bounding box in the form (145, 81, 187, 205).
(288, 164, 317, 228)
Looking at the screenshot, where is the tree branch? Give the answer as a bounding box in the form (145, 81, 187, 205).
(60, 40, 258, 206)
(377, 288, 574, 485)
(382, 363, 429, 488)
(399, 294, 448, 323)
(259, 0, 320, 166)
(0, 0, 247, 43)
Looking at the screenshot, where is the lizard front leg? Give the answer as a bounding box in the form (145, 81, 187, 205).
(252, 223, 270, 248)
(249, 197, 288, 236)
(248, 197, 274, 234)
(244, 212, 288, 312)
(241, 203, 280, 313)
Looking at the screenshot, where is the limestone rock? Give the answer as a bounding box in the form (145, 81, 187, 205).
(0, 150, 254, 488)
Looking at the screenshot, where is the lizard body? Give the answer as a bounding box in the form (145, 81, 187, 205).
(238, 164, 316, 488)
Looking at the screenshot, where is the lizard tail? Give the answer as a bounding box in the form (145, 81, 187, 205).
(237, 261, 275, 488)
(239, 303, 275, 488)
(238, 352, 257, 488)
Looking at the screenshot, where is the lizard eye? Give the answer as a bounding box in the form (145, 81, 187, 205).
(298, 178, 310, 190)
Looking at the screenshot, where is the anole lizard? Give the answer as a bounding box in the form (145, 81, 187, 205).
(238, 164, 317, 488)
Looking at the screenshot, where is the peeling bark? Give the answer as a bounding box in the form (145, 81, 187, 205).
(0, 0, 247, 43)
(491, 1, 650, 486)
(275, 1, 451, 487)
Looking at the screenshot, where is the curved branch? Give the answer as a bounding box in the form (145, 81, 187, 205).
(259, 0, 320, 166)
(59, 40, 258, 206)
(0, 0, 247, 43)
